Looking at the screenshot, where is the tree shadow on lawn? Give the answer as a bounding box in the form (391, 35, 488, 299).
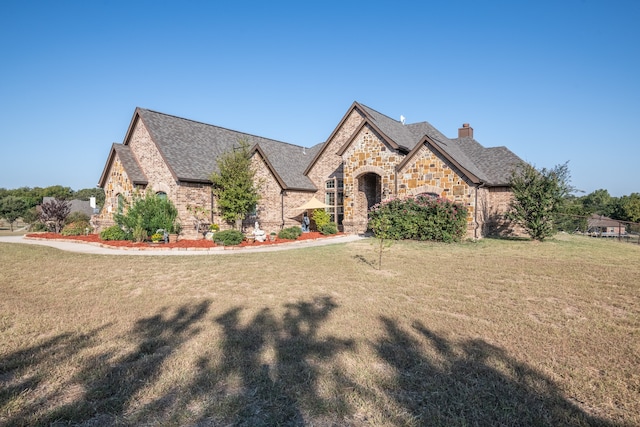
(375, 316, 622, 426)
(1, 300, 624, 426)
(0, 301, 210, 426)
(156, 295, 356, 426)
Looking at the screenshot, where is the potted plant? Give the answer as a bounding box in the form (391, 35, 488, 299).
(269, 231, 277, 242)
(151, 232, 163, 243)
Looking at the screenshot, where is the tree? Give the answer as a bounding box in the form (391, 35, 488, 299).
(74, 187, 106, 208)
(506, 162, 573, 241)
(39, 198, 71, 233)
(0, 196, 27, 231)
(615, 193, 640, 223)
(210, 139, 260, 229)
(581, 189, 613, 216)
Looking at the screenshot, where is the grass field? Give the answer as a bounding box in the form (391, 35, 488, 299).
(1, 234, 638, 426)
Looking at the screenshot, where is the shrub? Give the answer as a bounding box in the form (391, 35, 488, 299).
(278, 226, 302, 240)
(65, 211, 90, 225)
(213, 229, 243, 246)
(311, 209, 331, 231)
(61, 220, 92, 236)
(368, 195, 468, 243)
(100, 225, 129, 241)
(319, 222, 338, 235)
(114, 191, 179, 241)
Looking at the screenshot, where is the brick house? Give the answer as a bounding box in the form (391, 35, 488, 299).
(95, 101, 523, 239)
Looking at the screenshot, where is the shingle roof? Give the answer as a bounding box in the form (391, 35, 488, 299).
(136, 108, 317, 190)
(454, 137, 522, 185)
(358, 103, 522, 186)
(113, 144, 147, 185)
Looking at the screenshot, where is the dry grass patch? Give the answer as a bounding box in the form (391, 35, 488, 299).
(1, 234, 638, 426)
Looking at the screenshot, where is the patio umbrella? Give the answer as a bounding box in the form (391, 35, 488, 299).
(293, 196, 331, 210)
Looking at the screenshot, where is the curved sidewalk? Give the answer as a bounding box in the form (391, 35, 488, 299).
(0, 234, 364, 256)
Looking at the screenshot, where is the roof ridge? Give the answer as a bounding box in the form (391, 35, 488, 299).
(138, 107, 308, 149)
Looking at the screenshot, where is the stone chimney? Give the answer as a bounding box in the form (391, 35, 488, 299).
(458, 123, 473, 138)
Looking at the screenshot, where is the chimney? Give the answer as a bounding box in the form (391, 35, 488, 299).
(458, 123, 473, 138)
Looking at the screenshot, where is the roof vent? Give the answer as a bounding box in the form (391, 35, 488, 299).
(400, 115, 406, 125)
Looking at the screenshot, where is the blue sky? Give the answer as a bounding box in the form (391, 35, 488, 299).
(1, 0, 638, 197)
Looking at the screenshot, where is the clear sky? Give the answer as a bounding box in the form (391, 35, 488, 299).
(1, 0, 638, 197)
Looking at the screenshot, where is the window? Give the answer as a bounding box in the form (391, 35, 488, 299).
(325, 179, 344, 225)
(156, 191, 167, 200)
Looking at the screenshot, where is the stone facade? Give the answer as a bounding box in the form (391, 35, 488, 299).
(96, 103, 521, 240)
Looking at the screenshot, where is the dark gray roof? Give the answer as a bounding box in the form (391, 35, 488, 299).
(454, 137, 522, 185)
(358, 103, 522, 186)
(136, 108, 317, 190)
(113, 144, 147, 185)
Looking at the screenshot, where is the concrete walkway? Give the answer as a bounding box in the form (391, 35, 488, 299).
(0, 234, 364, 256)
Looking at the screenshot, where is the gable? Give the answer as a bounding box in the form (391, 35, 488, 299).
(97, 143, 147, 188)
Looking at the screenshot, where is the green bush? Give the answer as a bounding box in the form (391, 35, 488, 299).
(114, 191, 179, 241)
(100, 225, 129, 241)
(61, 220, 92, 236)
(311, 209, 331, 231)
(213, 229, 243, 246)
(368, 195, 468, 242)
(65, 211, 90, 225)
(319, 222, 338, 235)
(278, 226, 302, 240)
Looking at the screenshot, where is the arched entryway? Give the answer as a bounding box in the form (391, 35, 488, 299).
(353, 172, 382, 233)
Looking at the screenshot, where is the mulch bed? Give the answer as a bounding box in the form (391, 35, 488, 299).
(25, 231, 337, 249)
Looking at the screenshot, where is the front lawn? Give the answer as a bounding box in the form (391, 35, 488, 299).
(1, 234, 638, 425)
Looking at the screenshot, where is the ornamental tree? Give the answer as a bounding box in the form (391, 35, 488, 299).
(39, 198, 71, 233)
(210, 139, 260, 229)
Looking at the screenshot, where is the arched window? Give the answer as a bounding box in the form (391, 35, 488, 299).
(116, 193, 124, 214)
(156, 191, 167, 200)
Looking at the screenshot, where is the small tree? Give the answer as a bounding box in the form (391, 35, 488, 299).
(506, 161, 573, 241)
(0, 196, 27, 231)
(39, 198, 71, 233)
(210, 139, 260, 229)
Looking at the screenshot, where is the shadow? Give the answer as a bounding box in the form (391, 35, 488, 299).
(352, 253, 376, 268)
(180, 296, 355, 426)
(0, 301, 211, 426)
(0, 325, 110, 426)
(375, 316, 622, 426)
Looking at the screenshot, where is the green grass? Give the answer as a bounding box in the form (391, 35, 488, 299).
(1, 234, 638, 426)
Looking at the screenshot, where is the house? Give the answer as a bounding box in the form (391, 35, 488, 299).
(94, 102, 524, 239)
(42, 197, 96, 217)
(587, 214, 627, 237)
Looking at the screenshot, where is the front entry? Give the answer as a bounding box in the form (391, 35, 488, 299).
(352, 172, 381, 233)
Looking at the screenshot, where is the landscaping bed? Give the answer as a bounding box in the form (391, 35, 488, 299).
(25, 231, 338, 249)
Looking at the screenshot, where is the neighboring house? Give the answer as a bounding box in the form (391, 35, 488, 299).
(587, 214, 627, 237)
(42, 197, 97, 217)
(94, 102, 524, 239)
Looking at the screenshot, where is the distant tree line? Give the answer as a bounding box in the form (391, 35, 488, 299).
(557, 189, 640, 233)
(0, 186, 105, 231)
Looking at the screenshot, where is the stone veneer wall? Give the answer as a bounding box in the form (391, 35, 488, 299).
(342, 126, 400, 234)
(251, 154, 285, 233)
(397, 144, 477, 237)
(93, 155, 135, 231)
(306, 108, 364, 228)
